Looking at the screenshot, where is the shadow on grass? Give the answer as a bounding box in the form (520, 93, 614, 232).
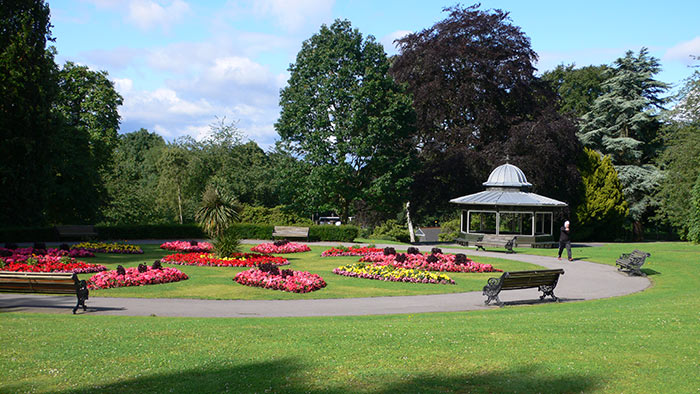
(47, 360, 602, 394)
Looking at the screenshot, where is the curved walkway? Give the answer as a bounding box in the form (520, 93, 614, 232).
(0, 243, 651, 317)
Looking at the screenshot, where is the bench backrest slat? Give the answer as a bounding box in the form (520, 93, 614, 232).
(0, 271, 78, 294)
(498, 269, 563, 290)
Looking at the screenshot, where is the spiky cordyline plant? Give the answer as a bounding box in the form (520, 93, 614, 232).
(195, 186, 238, 238)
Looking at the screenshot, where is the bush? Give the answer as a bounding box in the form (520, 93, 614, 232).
(370, 219, 410, 243)
(438, 217, 461, 242)
(238, 204, 313, 226)
(309, 225, 359, 242)
(229, 223, 275, 239)
(0, 227, 57, 243)
(214, 227, 241, 257)
(95, 224, 205, 240)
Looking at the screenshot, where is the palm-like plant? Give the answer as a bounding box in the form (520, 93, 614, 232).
(195, 186, 238, 238)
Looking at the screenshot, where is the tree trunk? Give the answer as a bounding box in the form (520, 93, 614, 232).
(177, 184, 183, 225)
(406, 201, 415, 243)
(632, 220, 643, 241)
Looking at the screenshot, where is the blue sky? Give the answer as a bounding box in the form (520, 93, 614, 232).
(49, 0, 700, 148)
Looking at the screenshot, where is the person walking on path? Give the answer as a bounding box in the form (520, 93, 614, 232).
(558, 220, 572, 261)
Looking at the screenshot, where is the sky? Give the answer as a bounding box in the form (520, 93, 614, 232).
(49, 0, 700, 149)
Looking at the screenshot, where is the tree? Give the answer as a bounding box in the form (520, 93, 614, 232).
(574, 148, 628, 240)
(156, 146, 192, 224)
(578, 48, 668, 239)
(390, 5, 582, 219)
(542, 64, 611, 119)
(195, 185, 238, 238)
(689, 173, 700, 244)
(103, 129, 166, 224)
(276, 19, 416, 223)
(656, 72, 700, 239)
(0, 0, 59, 226)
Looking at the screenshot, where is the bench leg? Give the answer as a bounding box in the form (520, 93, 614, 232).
(538, 284, 558, 302)
(476, 245, 485, 251)
(483, 283, 502, 306)
(73, 294, 88, 314)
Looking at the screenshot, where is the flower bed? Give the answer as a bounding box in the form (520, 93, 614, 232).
(161, 252, 289, 268)
(359, 252, 500, 273)
(234, 266, 326, 293)
(160, 240, 213, 253)
(321, 246, 383, 257)
(250, 242, 311, 254)
(0, 247, 94, 258)
(333, 262, 455, 284)
(72, 242, 143, 254)
(87, 265, 188, 290)
(0, 255, 107, 273)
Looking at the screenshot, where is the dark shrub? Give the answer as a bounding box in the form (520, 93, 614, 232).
(258, 262, 280, 276)
(4, 243, 18, 250)
(33, 242, 46, 250)
(116, 265, 126, 276)
(280, 269, 294, 278)
(407, 247, 420, 255)
(383, 247, 396, 256)
(455, 254, 467, 265)
(274, 239, 290, 247)
(59, 243, 70, 251)
(137, 263, 148, 273)
(152, 260, 163, 270)
(395, 253, 407, 263)
(189, 240, 199, 246)
(431, 247, 442, 254)
(0, 249, 12, 257)
(426, 254, 439, 263)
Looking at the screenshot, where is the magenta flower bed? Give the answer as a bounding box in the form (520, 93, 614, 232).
(0, 255, 106, 273)
(250, 242, 311, 254)
(234, 268, 326, 293)
(321, 246, 383, 257)
(162, 252, 289, 267)
(359, 253, 501, 273)
(0, 247, 94, 258)
(87, 266, 188, 290)
(160, 240, 213, 253)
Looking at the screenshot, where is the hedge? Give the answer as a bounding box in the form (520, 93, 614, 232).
(230, 223, 359, 242)
(95, 224, 205, 240)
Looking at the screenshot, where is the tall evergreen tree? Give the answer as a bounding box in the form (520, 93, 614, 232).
(0, 0, 58, 226)
(574, 148, 628, 240)
(542, 64, 611, 119)
(578, 48, 668, 238)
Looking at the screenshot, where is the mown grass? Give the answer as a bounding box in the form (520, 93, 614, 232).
(77, 244, 537, 300)
(1, 242, 698, 393)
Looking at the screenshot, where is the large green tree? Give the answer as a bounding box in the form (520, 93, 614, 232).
(655, 71, 700, 239)
(542, 64, 611, 119)
(578, 48, 668, 239)
(390, 5, 582, 219)
(0, 0, 59, 226)
(276, 19, 416, 222)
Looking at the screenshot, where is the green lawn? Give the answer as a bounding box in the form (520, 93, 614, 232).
(1, 242, 699, 393)
(78, 244, 537, 300)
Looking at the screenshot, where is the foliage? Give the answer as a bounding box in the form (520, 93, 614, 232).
(542, 64, 611, 118)
(309, 225, 359, 242)
(213, 226, 241, 257)
(370, 219, 410, 243)
(276, 19, 416, 221)
(578, 48, 668, 238)
(156, 145, 194, 224)
(95, 224, 204, 240)
(437, 217, 461, 242)
(655, 73, 700, 239)
(195, 185, 238, 238)
(0, 0, 59, 226)
(238, 204, 312, 226)
(688, 174, 700, 243)
(574, 148, 628, 240)
(390, 5, 582, 219)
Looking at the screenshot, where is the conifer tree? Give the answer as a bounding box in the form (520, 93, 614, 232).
(578, 48, 668, 239)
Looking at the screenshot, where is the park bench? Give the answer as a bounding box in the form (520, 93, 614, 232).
(474, 235, 518, 253)
(55, 225, 98, 240)
(272, 226, 309, 241)
(0, 271, 89, 314)
(483, 269, 565, 307)
(616, 250, 651, 276)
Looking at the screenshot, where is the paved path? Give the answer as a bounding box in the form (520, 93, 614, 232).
(0, 242, 651, 318)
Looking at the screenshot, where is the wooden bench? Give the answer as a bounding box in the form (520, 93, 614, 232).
(616, 250, 651, 276)
(483, 269, 565, 307)
(0, 271, 89, 314)
(272, 226, 309, 241)
(474, 235, 518, 253)
(55, 225, 98, 240)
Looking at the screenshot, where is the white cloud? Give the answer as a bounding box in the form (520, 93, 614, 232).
(664, 37, 700, 65)
(380, 30, 411, 55)
(251, 0, 334, 33)
(113, 78, 133, 94)
(210, 57, 271, 86)
(127, 0, 190, 31)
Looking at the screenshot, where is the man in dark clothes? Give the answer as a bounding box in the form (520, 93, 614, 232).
(558, 220, 572, 261)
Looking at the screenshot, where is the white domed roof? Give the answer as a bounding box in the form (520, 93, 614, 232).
(483, 163, 532, 188)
